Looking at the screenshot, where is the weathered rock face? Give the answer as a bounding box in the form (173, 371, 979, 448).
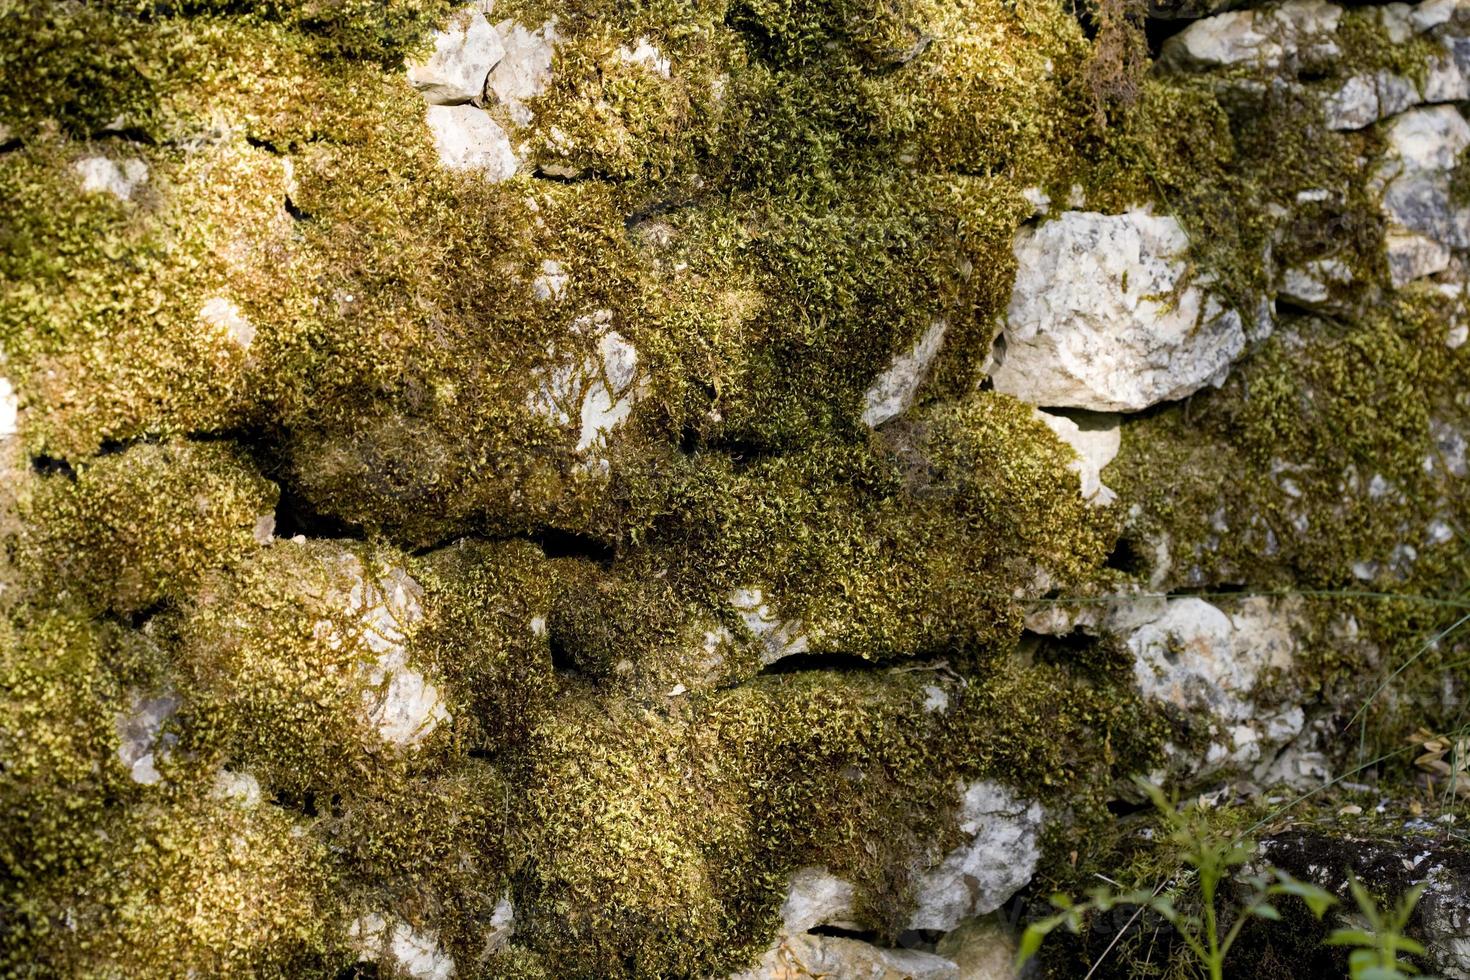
(990, 210, 1248, 412)
(2, 0, 1468, 977)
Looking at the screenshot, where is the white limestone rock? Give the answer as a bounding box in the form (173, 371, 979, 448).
(1034, 410, 1121, 506)
(730, 934, 958, 980)
(1124, 596, 1307, 775)
(1279, 257, 1355, 312)
(532, 258, 570, 301)
(1374, 106, 1470, 286)
(115, 691, 180, 785)
(527, 310, 647, 456)
(199, 297, 256, 349)
(1160, 0, 1342, 71)
(780, 868, 860, 934)
(426, 104, 520, 180)
(990, 210, 1246, 412)
(728, 586, 810, 665)
(618, 37, 672, 78)
(407, 9, 505, 105)
(908, 781, 1044, 932)
(349, 914, 457, 980)
(862, 319, 946, 427)
(0, 377, 16, 439)
(486, 895, 516, 953)
(314, 552, 450, 747)
(74, 156, 148, 200)
(486, 19, 557, 126)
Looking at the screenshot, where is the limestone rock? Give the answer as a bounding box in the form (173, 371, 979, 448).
(1278, 257, 1354, 313)
(908, 781, 1044, 931)
(1034, 410, 1121, 506)
(728, 587, 810, 665)
(74, 156, 147, 200)
(731, 934, 959, 980)
(1160, 0, 1342, 71)
(115, 691, 180, 785)
(303, 549, 450, 748)
(990, 210, 1246, 412)
(425, 104, 520, 180)
(406, 9, 505, 105)
(779, 868, 860, 934)
(934, 915, 1019, 980)
(862, 319, 946, 428)
(486, 19, 557, 126)
(1374, 106, 1470, 286)
(1124, 596, 1308, 776)
(527, 310, 647, 457)
(618, 38, 672, 78)
(349, 914, 457, 980)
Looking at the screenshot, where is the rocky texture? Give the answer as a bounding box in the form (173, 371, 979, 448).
(1161, 0, 1343, 71)
(1, 0, 1467, 977)
(406, 9, 505, 105)
(1260, 830, 1470, 978)
(909, 781, 1045, 931)
(990, 210, 1247, 412)
(1374, 106, 1470, 285)
(731, 933, 960, 980)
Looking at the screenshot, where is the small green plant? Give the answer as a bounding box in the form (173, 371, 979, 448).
(1325, 875, 1429, 980)
(1018, 779, 1337, 980)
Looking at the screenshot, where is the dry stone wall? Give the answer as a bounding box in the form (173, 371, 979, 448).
(0, 0, 1467, 976)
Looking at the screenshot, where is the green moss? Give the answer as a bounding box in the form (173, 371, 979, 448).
(18, 440, 277, 615)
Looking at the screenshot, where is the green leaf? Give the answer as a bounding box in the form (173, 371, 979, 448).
(1249, 903, 1282, 921)
(1016, 925, 1047, 967)
(1388, 936, 1426, 956)
(1325, 928, 1376, 947)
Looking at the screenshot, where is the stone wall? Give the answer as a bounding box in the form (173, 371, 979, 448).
(0, 0, 1466, 976)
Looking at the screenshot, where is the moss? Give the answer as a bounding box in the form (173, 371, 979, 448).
(169, 540, 449, 793)
(509, 661, 1161, 977)
(410, 539, 559, 751)
(17, 439, 277, 615)
(31, 793, 335, 976)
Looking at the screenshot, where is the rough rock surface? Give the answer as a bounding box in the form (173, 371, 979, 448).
(909, 781, 1045, 931)
(407, 9, 504, 105)
(990, 210, 1247, 411)
(2, 0, 1468, 977)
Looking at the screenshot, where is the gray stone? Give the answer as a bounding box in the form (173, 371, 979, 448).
(862, 319, 947, 427)
(1374, 106, 1470, 286)
(425, 104, 520, 180)
(115, 691, 180, 785)
(779, 867, 860, 934)
(1160, 0, 1342, 71)
(730, 934, 959, 980)
(486, 19, 557, 126)
(990, 210, 1246, 412)
(934, 915, 1019, 980)
(1124, 596, 1309, 776)
(406, 9, 505, 105)
(908, 781, 1044, 931)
